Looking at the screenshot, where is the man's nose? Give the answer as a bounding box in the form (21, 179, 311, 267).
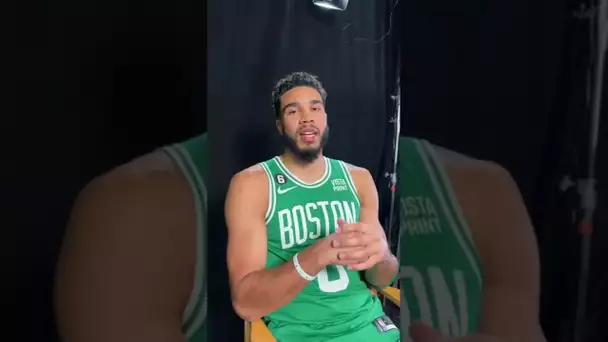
(299, 111, 314, 123)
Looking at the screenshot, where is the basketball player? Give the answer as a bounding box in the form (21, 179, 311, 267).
(54, 135, 207, 342)
(225, 72, 400, 342)
(398, 138, 546, 342)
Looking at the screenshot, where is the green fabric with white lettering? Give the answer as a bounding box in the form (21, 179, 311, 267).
(398, 138, 483, 338)
(261, 156, 386, 341)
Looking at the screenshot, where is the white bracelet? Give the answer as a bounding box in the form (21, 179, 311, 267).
(293, 253, 316, 281)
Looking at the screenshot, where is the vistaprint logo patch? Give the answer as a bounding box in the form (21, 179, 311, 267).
(331, 178, 347, 192)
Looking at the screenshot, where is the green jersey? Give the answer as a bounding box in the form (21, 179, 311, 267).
(261, 156, 385, 341)
(162, 134, 208, 342)
(398, 138, 483, 339)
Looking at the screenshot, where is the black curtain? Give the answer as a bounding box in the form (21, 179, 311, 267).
(207, 1, 398, 340)
(13, 1, 205, 341)
(396, 0, 585, 341)
(589, 90, 608, 342)
(572, 1, 608, 341)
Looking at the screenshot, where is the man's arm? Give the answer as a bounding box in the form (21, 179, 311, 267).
(54, 155, 195, 342)
(226, 168, 325, 322)
(473, 164, 545, 342)
(411, 161, 545, 342)
(349, 167, 398, 289)
(457, 163, 546, 342)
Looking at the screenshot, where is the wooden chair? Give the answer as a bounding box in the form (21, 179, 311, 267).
(243, 286, 400, 342)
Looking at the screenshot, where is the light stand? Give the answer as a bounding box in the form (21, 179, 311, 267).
(312, 0, 349, 11)
(573, 1, 608, 341)
(387, 49, 401, 288)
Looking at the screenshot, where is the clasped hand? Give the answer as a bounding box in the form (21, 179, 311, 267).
(328, 219, 389, 271)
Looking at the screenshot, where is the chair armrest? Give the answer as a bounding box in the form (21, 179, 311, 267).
(244, 320, 276, 342)
(378, 286, 400, 307)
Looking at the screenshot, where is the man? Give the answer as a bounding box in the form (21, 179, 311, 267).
(225, 72, 400, 342)
(54, 134, 208, 342)
(398, 138, 546, 342)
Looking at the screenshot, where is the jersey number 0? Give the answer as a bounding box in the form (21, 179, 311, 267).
(317, 265, 349, 292)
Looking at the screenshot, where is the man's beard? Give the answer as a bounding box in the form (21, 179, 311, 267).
(281, 125, 330, 164)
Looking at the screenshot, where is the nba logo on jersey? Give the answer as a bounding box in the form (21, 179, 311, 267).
(331, 178, 348, 192)
(276, 174, 287, 184)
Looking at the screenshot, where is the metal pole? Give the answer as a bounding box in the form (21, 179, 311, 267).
(388, 50, 401, 288)
(573, 1, 607, 341)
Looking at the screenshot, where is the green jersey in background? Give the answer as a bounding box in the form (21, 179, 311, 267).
(398, 138, 483, 340)
(163, 134, 208, 342)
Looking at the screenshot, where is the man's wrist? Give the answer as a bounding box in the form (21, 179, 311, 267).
(296, 245, 325, 277)
(365, 251, 398, 288)
(382, 250, 396, 263)
(293, 254, 316, 281)
(367, 252, 396, 273)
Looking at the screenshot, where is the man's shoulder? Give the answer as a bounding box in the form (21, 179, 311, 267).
(340, 161, 361, 170)
(96, 149, 184, 192)
(79, 149, 193, 221)
(425, 142, 522, 241)
(233, 163, 267, 180)
(329, 158, 369, 176)
(229, 163, 269, 193)
(111, 149, 179, 178)
(400, 136, 490, 168)
(68, 148, 197, 271)
(427, 142, 512, 185)
(58, 148, 196, 329)
(226, 164, 269, 217)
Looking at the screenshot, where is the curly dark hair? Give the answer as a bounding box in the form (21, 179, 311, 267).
(271, 72, 328, 119)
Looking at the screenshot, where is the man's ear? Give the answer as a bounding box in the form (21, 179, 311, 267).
(276, 119, 283, 134)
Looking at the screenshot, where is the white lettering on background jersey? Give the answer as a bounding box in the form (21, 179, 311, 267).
(400, 266, 468, 338)
(402, 196, 442, 236)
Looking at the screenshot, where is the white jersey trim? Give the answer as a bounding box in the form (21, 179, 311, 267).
(339, 161, 361, 208)
(260, 162, 277, 224)
(274, 156, 332, 188)
(414, 140, 482, 286)
(162, 145, 207, 337)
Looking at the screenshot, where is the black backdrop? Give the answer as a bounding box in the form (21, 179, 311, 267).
(13, 1, 205, 341)
(207, 1, 398, 340)
(397, 0, 608, 341)
(12, 0, 608, 341)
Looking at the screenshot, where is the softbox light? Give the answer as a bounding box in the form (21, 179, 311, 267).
(312, 0, 349, 11)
